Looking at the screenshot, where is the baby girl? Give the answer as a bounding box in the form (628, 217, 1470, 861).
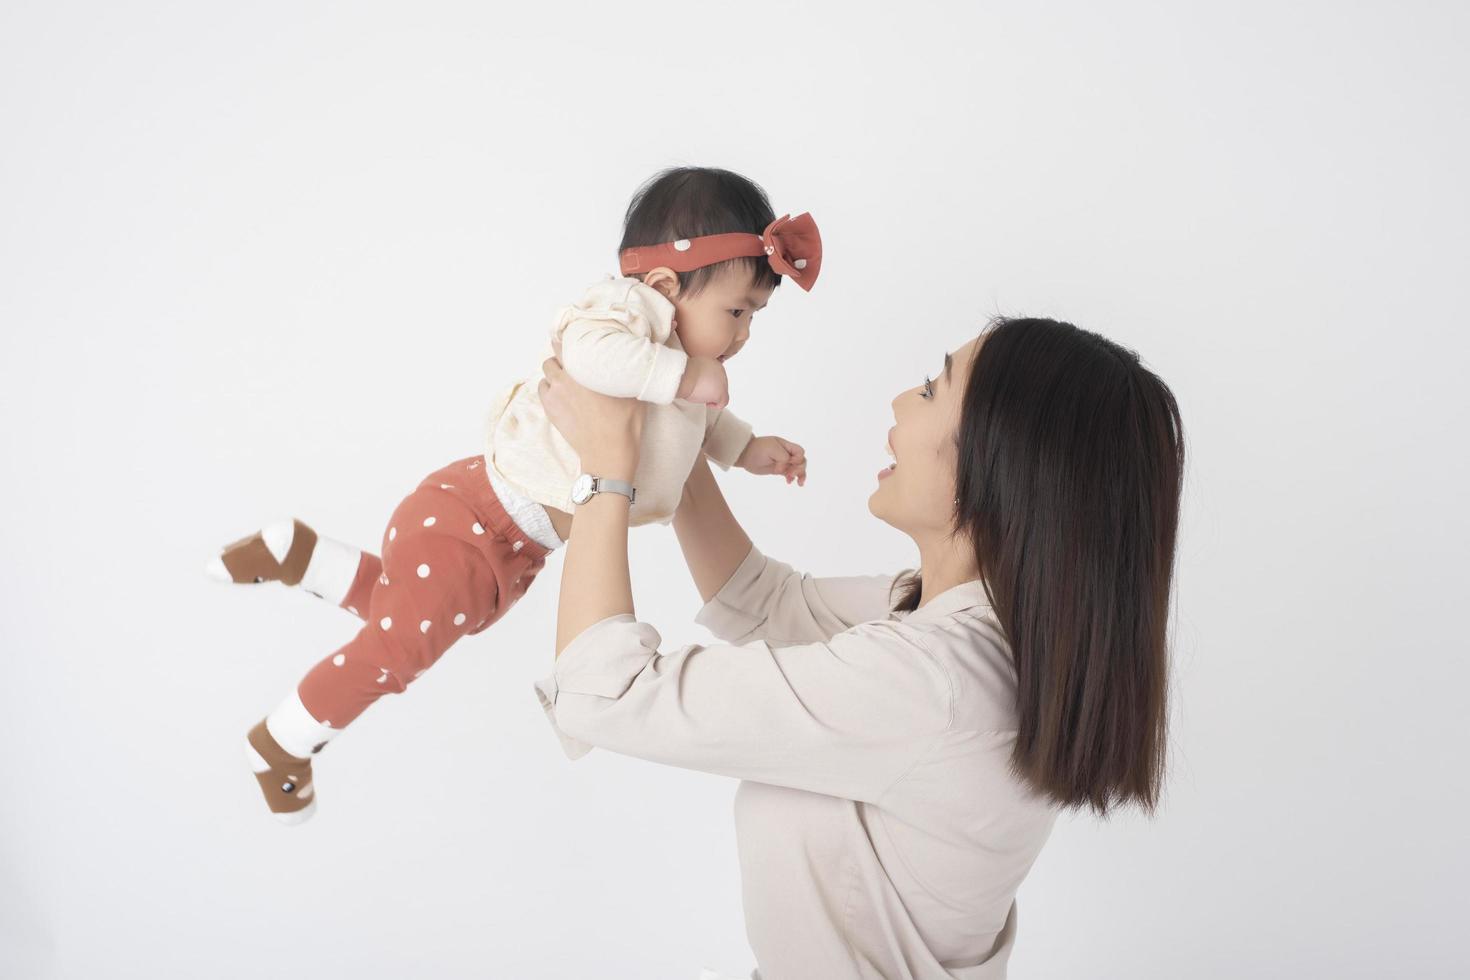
(206, 167, 819, 823)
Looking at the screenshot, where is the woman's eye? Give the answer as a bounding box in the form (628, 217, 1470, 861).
(921, 376, 935, 399)
(730, 309, 745, 318)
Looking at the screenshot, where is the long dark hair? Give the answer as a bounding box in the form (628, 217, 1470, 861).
(894, 316, 1184, 816)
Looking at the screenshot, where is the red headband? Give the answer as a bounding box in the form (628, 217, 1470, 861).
(617, 212, 822, 292)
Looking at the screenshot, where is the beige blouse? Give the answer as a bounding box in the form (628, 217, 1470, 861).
(535, 545, 1059, 979)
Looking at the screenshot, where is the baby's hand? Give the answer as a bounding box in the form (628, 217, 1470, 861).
(736, 436, 807, 486)
(677, 357, 729, 409)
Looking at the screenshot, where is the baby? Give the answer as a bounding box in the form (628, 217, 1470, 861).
(206, 167, 818, 823)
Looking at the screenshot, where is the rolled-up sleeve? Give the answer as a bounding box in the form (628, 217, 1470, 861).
(558, 313, 687, 405)
(693, 545, 904, 647)
(533, 611, 953, 803)
(553, 278, 687, 405)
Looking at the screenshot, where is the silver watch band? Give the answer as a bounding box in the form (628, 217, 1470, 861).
(574, 474, 636, 505)
(589, 476, 635, 503)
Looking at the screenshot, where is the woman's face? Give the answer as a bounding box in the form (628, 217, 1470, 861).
(869, 336, 979, 537)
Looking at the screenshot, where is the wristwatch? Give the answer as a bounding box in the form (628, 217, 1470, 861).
(570, 473, 637, 506)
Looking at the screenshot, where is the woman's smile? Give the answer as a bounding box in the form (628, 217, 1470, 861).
(879, 427, 898, 480)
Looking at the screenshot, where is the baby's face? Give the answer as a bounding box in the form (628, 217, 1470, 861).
(671, 263, 774, 364)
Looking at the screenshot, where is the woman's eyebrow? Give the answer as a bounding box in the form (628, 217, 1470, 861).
(943, 351, 953, 382)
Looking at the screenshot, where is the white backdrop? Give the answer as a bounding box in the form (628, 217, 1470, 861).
(2, 2, 1466, 978)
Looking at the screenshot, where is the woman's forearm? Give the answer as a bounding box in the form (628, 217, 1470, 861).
(673, 456, 755, 603)
(555, 491, 634, 656)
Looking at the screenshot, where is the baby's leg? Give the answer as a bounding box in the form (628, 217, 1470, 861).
(206, 519, 382, 620)
(245, 474, 529, 822)
(298, 530, 503, 729)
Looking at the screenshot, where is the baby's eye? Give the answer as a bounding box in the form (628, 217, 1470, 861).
(921, 376, 935, 399)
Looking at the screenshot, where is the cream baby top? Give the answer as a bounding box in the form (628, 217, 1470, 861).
(486, 277, 754, 525)
(535, 546, 1060, 979)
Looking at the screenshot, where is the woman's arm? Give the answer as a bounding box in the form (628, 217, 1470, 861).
(535, 364, 955, 794)
(536, 358, 644, 655)
(555, 489, 635, 656)
(672, 455, 754, 603)
(675, 455, 901, 647)
(538, 609, 955, 802)
(540, 356, 897, 657)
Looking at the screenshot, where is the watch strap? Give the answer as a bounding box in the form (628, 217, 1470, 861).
(587, 476, 636, 504)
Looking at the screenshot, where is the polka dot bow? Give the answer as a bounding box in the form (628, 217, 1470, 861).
(618, 212, 823, 292)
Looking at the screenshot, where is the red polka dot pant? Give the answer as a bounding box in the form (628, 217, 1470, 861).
(295, 456, 551, 729)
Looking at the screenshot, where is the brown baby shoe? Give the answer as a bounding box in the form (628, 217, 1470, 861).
(206, 519, 318, 586)
(244, 719, 317, 824)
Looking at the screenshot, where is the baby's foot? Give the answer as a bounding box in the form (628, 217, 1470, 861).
(206, 519, 317, 587)
(244, 719, 318, 824)
(205, 519, 371, 612)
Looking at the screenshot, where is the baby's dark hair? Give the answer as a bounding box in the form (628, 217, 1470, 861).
(620, 167, 783, 296)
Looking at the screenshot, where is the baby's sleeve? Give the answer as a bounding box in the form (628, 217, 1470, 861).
(703, 407, 754, 470)
(554, 280, 689, 405)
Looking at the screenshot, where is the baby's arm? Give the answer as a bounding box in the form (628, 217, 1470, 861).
(555, 285, 724, 406)
(559, 317, 688, 404)
(703, 407, 754, 471)
(704, 409, 807, 484)
(736, 435, 808, 486)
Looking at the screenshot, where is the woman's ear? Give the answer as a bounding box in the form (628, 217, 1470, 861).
(642, 266, 681, 300)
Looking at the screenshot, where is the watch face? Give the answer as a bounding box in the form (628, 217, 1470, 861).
(571, 474, 594, 504)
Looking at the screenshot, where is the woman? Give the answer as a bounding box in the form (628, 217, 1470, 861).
(535, 316, 1185, 979)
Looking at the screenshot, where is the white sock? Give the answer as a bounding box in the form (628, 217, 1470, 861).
(299, 534, 362, 605)
(265, 689, 340, 758)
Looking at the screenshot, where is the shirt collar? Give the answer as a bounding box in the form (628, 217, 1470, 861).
(890, 578, 992, 625)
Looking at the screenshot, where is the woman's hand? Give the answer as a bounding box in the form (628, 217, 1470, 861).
(538, 357, 646, 481)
